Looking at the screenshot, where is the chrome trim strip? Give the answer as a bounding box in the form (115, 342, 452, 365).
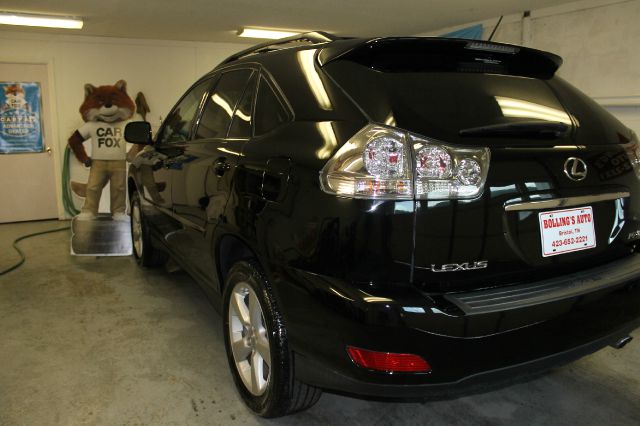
(504, 191, 630, 212)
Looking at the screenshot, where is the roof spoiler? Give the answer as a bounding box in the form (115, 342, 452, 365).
(318, 37, 563, 78)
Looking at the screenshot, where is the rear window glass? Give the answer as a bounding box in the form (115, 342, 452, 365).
(325, 57, 628, 147)
(254, 77, 288, 135)
(228, 73, 258, 139)
(327, 59, 572, 140)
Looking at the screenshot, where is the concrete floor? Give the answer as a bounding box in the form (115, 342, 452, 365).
(1, 220, 639, 426)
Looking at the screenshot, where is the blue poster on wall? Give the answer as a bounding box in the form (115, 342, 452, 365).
(0, 82, 44, 153)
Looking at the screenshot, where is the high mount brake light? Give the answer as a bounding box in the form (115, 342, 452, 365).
(346, 346, 431, 373)
(319, 123, 490, 200)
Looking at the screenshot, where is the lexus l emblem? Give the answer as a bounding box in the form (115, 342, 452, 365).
(564, 157, 587, 181)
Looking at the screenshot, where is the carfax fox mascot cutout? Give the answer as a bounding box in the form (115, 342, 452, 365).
(68, 80, 141, 220)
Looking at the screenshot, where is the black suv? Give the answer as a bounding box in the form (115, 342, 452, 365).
(125, 32, 640, 417)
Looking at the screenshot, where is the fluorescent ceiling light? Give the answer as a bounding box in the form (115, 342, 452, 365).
(0, 12, 83, 29)
(237, 28, 298, 39)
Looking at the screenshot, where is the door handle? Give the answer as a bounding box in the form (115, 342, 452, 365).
(45, 146, 52, 155)
(213, 157, 231, 177)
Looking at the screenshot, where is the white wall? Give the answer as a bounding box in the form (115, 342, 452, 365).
(419, 0, 640, 132)
(0, 30, 248, 218)
(3, 1, 639, 218)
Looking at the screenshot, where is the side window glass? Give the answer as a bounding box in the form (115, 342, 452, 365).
(196, 69, 253, 139)
(228, 73, 258, 139)
(158, 79, 211, 144)
(254, 77, 288, 135)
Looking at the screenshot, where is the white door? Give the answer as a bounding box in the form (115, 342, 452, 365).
(0, 63, 58, 223)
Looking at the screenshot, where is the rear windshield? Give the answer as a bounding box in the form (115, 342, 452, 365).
(323, 53, 630, 147)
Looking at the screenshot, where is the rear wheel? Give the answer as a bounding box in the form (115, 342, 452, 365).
(130, 191, 167, 267)
(223, 261, 321, 417)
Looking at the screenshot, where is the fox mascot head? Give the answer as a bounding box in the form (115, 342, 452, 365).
(80, 80, 135, 123)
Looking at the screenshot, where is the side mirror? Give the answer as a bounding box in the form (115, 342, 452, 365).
(125, 121, 152, 145)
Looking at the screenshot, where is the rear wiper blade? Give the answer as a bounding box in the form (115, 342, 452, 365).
(459, 121, 570, 139)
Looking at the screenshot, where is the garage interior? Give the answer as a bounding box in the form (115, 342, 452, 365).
(1, 0, 639, 424)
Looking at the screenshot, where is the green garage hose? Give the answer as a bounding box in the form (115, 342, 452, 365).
(0, 226, 70, 276)
(62, 145, 80, 217)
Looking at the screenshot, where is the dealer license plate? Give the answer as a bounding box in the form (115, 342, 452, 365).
(538, 206, 596, 257)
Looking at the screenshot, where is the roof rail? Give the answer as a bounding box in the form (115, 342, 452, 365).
(220, 31, 339, 65)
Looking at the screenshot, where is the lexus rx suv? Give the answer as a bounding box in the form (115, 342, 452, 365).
(124, 32, 640, 417)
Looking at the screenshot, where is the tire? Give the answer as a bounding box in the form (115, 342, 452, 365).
(222, 260, 321, 417)
(130, 191, 167, 268)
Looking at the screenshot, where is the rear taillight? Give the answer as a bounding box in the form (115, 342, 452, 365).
(319, 123, 490, 200)
(319, 125, 413, 199)
(346, 346, 431, 373)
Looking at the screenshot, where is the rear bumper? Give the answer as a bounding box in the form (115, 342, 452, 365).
(275, 254, 640, 399)
(446, 253, 640, 315)
(295, 320, 638, 399)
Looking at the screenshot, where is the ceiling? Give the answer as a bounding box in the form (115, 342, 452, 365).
(1, 0, 580, 44)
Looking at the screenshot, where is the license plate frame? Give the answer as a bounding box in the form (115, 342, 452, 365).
(538, 206, 596, 257)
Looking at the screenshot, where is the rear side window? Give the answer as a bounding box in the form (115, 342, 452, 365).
(158, 79, 211, 144)
(196, 69, 254, 139)
(254, 77, 288, 135)
(228, 73, 258, 139)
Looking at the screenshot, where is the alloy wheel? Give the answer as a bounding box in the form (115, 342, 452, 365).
(228, 282, 271, 396)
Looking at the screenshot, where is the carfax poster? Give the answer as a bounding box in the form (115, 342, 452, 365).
(0, 82, 44, 153)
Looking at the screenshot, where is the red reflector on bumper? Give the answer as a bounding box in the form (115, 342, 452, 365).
(346, 346, 431, 373)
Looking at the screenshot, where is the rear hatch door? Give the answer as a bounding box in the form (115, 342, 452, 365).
(322, 38, 640, 292)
